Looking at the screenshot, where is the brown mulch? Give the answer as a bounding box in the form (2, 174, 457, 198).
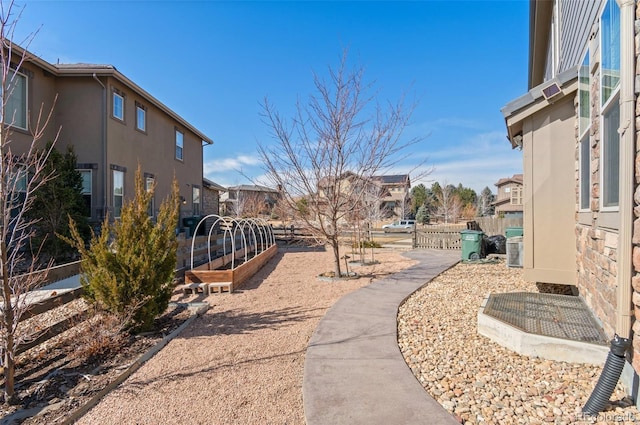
(0, 301, 193, 424)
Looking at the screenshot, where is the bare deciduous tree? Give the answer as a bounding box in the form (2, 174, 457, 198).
(259, 51, 427, 277)
(436, 182, 462, 224)
(0, 2, 59, 403)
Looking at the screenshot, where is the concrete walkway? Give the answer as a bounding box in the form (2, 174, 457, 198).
(303, 249, 461, 425)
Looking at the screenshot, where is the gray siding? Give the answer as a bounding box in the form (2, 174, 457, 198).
(544, 0, 604, 81)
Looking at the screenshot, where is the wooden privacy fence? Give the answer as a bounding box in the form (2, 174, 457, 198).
(414, 225, 465, 250)
(412, 217, 523, 250)
(472, 216, 523, 237)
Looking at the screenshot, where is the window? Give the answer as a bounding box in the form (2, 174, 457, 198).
(578, 52, 590, 136)
(192, 185, 200, 216)
(579, 51, 591, 212)
(175, 129, 184, 160)
(80, 170, 92, 217)
(550, 0, 560, 77)
(602, 95, 620, 208)
(601, 0, 620, 106)
(113, 92, 124, 120)
(146, 176, 155, 217)
(136, 103, 146, 132)
(113, 170, 124, 218)
(510, 187, 523, 205)
(580, 134, 591, 210)
(3, 70, 27, 130)
(600, 0, 621, 209)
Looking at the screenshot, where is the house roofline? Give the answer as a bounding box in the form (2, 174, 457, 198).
(528, 0, 554, 89)
(15, 43, 213, 145)
(501, 65, 578, 149)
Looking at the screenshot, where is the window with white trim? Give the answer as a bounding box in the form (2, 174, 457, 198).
(601, 0, 620, 106)
(113, 169, 124, 218)
(550, 0, 560, 77)
(113, 92, 124, 121)
(510, 187, 523, 205)
(175, 129, 184, 160)
(580, 134, 591, 210)
(602, 94, 620, 209)
(136, 103, 146, 132)
(3, 70, 27, 130)
(192, 185, 200, 216)
(579, 52, 591, 211)
(80, 169, 92, 217)
(600, 0, 620, 210)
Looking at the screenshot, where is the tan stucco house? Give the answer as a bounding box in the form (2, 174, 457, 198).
(371, 174, 411, 218)
(492, 174, 524, 217)
(502, 0, 640, 402)
(5, 43, 212, 227)
(221, 184, 280, 218)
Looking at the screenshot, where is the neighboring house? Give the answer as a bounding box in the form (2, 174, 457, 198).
(491, 174, 523, 217)
(4, 43, 212, 228)
(221, 184, 280, 218)
(316, 172, 411, 223)
(202, 178, 226, 217)
(502, 0, 640, 402)
(371, 174, 411, 218)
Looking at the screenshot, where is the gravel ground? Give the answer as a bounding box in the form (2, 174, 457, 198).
(76, 246, 417, 425)
(74, 248, 640, 425)
(398, 260, 640, 425)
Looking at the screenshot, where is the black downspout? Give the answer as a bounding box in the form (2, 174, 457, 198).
(582, 334, 632, 416)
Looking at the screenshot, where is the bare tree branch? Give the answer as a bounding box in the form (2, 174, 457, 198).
(258, 51, 430, 276)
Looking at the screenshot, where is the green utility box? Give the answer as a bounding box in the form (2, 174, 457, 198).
(460, 229, 484, 261)
(505, 227, 524, 239)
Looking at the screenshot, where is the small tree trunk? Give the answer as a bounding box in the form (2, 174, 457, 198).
(1, 241, 16, 404)
(331, 238, 342, 277)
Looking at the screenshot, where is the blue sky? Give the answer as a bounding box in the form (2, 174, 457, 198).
(17, 0, 528, 194)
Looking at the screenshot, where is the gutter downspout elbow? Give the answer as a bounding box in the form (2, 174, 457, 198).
(92, 73, 108, 222)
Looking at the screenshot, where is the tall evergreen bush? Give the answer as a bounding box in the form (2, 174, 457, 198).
(66, 167, 179, 332)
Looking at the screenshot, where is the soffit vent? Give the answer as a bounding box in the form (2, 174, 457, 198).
(541, 82, 562, 100)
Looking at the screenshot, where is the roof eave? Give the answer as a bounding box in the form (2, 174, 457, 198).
(501, 65, 579, 149)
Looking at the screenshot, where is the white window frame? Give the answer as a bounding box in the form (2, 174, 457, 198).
(510, 187, 522, 206)
(578, 52, 590, 137)
(4, 70, 27, 130)
(599, 0, 621, 212)
(579, 134, 591, 211)
(136, 104, 146, 132)
(175, 129, 184, 161)
(578, 51, 591, 212)
(113, 169, 124, 218)
(600, 0, 620, 107)
(79, 169, 92, 218)
(113, 92, 124, 121)
(192, 185, 200, 216)
(550, 0, 560, 78)
(600, 93, 620, 211)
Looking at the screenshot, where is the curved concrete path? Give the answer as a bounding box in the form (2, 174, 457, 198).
(303, 249, 461, 425)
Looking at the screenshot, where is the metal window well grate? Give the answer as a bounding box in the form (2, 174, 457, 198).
(483, 292, 608, 344)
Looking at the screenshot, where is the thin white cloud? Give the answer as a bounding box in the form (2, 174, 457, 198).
(204, 154, 261, 174)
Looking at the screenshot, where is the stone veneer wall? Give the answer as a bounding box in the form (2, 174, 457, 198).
(203, 187, 220, 217)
